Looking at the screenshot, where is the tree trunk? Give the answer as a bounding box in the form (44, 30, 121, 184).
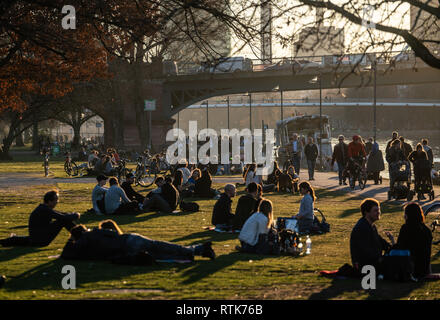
(15, 124, 25, 147)
(32, 119, 39, 152)
(72, 123, 81, 150)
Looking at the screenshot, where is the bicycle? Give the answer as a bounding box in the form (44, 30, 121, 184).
(64, 152, 79, 176)
(115, 159, 131, 182)
(347, 157, 367, 190)
(133, 156, 157, 187)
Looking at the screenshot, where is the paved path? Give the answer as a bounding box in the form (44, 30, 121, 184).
(1, 171, 438, 205)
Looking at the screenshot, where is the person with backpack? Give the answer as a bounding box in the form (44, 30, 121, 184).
(393, 202, 432, 279)
(61, 219, 216, 263)
(231, 182, 258, 231)
(211, 184, 236, 231)
(0, 191, 80, 247)
(292, 181, 316, 233)
(237, 199, 276, 254)
(92, 174, 108, 214)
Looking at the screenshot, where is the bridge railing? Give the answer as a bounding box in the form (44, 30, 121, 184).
(173, 50, 418, 76)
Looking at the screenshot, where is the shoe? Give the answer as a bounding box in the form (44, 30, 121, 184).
(343, 181, 348, 185)
(214, 227, 226, 233)
(339, 181, 342, 186)
(201, 242, 216, 260)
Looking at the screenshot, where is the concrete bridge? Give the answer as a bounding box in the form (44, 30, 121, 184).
(127, 55, 440, 149)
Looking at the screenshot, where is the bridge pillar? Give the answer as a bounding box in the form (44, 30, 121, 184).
(122, 80, 175, 152)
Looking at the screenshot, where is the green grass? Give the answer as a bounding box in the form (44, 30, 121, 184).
(0, 155, 439, 300)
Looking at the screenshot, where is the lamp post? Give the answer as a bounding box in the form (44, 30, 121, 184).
(177, 111, 180, 130)
(225, 96, 230, 131)
(363, 61, 377, 142)
(243, 93, 252, 131)
(309, 74, 323, 168)
(201, 101, 209, 129)
(373, 60, 377, 142)
(280, 89, 284, 121)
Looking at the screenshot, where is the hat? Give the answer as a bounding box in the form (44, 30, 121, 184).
(96, 174, 108, 182)
(126, 172, 135, 179)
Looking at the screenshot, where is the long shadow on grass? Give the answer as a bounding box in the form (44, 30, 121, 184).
(0, 247, 44, 262)
(309, 263, 440, 300)
(4, 258, 194, 291)
(78, 209, 198, 227)
(179, 251, 269, 285)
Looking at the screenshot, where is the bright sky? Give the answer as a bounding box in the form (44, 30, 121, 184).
(230, 0, 411, 59)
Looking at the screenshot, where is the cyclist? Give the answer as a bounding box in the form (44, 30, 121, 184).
(347, 135, 367, 184)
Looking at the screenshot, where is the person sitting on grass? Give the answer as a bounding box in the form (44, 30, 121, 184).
(61, 219, 215, 263)
(211, 184, 236, 232)
(186, 168, 201, 191)
(292, 181, 316, 234)
(393, 202, 432, 279)
(350, 198, 392, 273)
(237, 199, 274, 254)
(194, 166, 218, 198)
(142, 176, 179, 214)
(92, 174, 108, 215)
(231, 182, 259, 231)
(121, 173, 145, 203)
(105, 177, 138, 215)
(0, 191, 80, 247)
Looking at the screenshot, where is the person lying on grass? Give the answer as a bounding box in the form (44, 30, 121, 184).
(61, 219, 215, 264)
(0, 191, 80, 247)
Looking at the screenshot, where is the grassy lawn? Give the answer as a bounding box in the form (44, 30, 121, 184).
(0, 154, 439, 300)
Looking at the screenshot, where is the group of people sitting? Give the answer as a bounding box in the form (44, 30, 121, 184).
(211, 179, 316, 237)
(0, 190, 215, 264)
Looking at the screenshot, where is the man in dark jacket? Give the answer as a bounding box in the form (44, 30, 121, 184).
(0, 191, 80, 247)
(211, 184, 236, 230)
(350, 198, 392, 272)
(399, 136, 413, 160)
(385, 131, 399, 156)
(422, 139, 434, 168)
(121, 173, 145, 203)
(143, 177, 179, 213)
(304, 136, 319, 181)
(331, 135, 349, 185)
(231, 182, 258, 231)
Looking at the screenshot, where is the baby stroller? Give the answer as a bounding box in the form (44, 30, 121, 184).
(387, 160, 414, 201)
(414, 158, 435, 201)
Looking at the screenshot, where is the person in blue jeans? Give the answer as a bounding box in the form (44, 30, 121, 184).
(61, 219, 216, 262)
(304, 137, 318, 181)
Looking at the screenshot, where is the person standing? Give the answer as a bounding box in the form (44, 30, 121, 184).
(366, 142, 385, 185)
(290, 133, 303, 175)
(331, 135, 349, 185)
(399, 136, 413, 160)
(385, 131, 399, 156)
(365, 137, 374, 156)
(422, 139, 434, 168)
(304, 137, 318, 181)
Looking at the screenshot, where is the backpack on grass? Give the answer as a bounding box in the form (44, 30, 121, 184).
(180, 201, 199, 212)
(311, 208, 330, 234)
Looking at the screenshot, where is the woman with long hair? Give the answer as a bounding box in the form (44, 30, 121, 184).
(393, 202, 433, 279)
(238, 199, 274, 254)
(292, 181, 316, 233)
